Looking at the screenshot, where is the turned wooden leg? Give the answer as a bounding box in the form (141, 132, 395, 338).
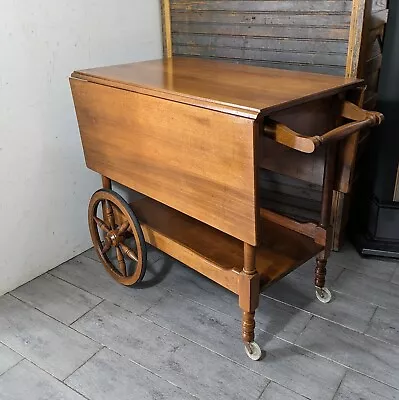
(242, 311, 256, 343)
(239, 243, 262, 360)
(315, 253, 332, 303)
(314, 143, 336, 304)
(315, 256, 327, 289)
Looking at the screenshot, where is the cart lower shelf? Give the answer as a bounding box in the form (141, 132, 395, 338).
(124, 197, 322, 294)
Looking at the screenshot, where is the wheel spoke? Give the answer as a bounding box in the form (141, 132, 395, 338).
(116, 246, 127, 276)
(93, 216, 110, 233)
(103, 200, 116, 229)
(117, 220, 130, 235)
(101, 238, 112, 254)
(119, 242, 138, 262)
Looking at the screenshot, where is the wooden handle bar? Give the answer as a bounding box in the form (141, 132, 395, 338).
(264, 101, 384, 153)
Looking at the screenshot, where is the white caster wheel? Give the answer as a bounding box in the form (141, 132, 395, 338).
(316, 287, 332, 304)
(244, 342, 262, 361)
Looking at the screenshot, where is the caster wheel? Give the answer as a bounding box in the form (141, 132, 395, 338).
(244, 342, 262, 361)
(88, 189, 147, 286)
(316, 287, 332, 304)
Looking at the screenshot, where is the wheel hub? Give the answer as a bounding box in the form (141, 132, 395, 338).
(107, 229, 122, 246)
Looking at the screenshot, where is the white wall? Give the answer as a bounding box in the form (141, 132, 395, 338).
(0, 1, 163, 295)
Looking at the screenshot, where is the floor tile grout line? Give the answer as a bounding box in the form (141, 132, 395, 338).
(138, 312, 340, 400)
(143, 279, 399, 353)
(144, 298, 399, 396)
(334, 266, 399, 288)
(90, 345, 201, 400)
(328, 262, 397, 283)
(0, 351, 92, 400)
(331, 369, 348, 400)
(65, 286, 346, 395)
(290, 341, 399, 392)
(295, 314, 314, 340)
(363, 331, 399, 350)
(43, 271, 103, 301)
(17, 267, 399, 355)
(151, 287, 312, 347)
(12, 270, 102, 302)
(62, 346, 105, 383)
(255, 380, 271, 400)
(0, 357, 25, 379)
(7, 292, 97, 328)
(260, 292, 374, 336)
(47, 265, 168, 314)
(139, 311, 292, 383)
(9, 290, 399, 395)
(68, 299, 106, 327)
(47, 270, 105, 301)
(330, 286, 398, 311)
(5, 294, 106, 347)
(124, 354, 201, 400)
(388, 264, 399, 282)
(11, 252, 399, 392)
(137, 313, 267, 378)
(362, 305, 378, 334)
(50, 253, 385, 340)
(330, 265, 346, 283)
(0, 340, 27, 365)
(255, 380, 313, 400)
(9, 287, 104, 327)
(138, 290, 170, 317)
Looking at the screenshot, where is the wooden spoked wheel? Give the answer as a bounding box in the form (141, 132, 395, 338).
(88, 189, 147, 286)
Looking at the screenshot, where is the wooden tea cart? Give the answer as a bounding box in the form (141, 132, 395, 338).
(70, 58, 383, 360)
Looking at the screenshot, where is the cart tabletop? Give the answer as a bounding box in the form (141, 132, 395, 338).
(72, 57, 362, 119)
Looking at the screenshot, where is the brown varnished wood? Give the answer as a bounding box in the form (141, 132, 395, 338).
(159, 1, 389, 251)
(239, 244, 260, 312)
(70, 55, 385, 351)
(260, 208, 327, 247)
(315, 257, 328, 288)
(242, 312, 256, 344)
(263, 101, 383, 153)
(70, 77, 258, 245)
(111, 197, 323, 293)
(88, 189, 147, 286)
(313, 144, 338, 288)
(239, 243, 260, 344)
(260, 96, 338, 186)
(102, 176, 112, 190)
(72, 57, 361, 120)
(336, 87, 367, 194)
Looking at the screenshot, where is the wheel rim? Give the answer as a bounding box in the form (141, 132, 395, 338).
(88, 189, 147, 286)
(316, 287, 332, 303)
(245, 342, 262, 361)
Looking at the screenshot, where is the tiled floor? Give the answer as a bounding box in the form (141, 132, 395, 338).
(1, 244, 399, 400)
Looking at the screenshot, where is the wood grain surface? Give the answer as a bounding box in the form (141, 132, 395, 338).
(72, 57, 361, 119)
(119, 197, 322, 292)
(70, 77, 258, 245)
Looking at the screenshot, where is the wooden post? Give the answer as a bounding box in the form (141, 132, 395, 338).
(102, 176, 112, 190)
(316, 144, 337, 288)
(346, 0, 368, 78)
(239, 243, 259, 343)
(161, 0, 172, 58)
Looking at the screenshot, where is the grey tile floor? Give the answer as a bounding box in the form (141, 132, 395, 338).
(1, 244, 399, 400)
